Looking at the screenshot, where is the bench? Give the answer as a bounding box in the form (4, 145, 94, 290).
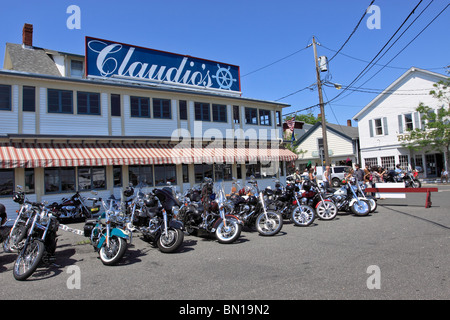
(365, 187, 439, 208)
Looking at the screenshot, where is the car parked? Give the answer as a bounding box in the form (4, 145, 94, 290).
(315, 166, 350, 187)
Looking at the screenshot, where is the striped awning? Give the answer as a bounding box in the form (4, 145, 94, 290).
(0, 142, 298, 168)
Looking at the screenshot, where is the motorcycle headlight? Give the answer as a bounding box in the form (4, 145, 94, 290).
(171, 206, 179, 218)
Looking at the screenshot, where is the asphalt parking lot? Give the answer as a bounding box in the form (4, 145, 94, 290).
(0, 184, 449, 302)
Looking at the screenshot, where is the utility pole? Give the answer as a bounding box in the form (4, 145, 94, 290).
(312, 36, 330, 166)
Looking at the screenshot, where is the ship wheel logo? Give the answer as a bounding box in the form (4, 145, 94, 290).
(212, 64, 237, 90)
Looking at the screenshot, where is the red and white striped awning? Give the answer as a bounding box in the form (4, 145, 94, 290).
(0, 142, 298, 168)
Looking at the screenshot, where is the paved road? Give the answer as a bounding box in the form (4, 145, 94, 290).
(1, 184, 449, 301)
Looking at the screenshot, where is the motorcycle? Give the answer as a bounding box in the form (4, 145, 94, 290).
(301, 180, 338, 221)
(325, 178, 371, 216)
(384, 170, 421, 188)
(267, 178, 315, 227)
(13, 202, 60, 281)
(127, 185, 184, 253)
(177, 178, 243, 244)
(3, 186, 40, 253)
(355, 181, 377, 213)
(83, 192, 131, 265)
(52, 191, 100, 221)
(229, 177, 283, 236)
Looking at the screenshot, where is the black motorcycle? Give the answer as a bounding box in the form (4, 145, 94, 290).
(128, 185, 184, 253)
(301, 180, 338, 220)
(267, 178, 315, 227)
(51, 191, 99, 221)
(229, 177, 283, 236)
(177, 178, 243, 244)
(13, 202, 60, 281)
(384, 170, 421, 188)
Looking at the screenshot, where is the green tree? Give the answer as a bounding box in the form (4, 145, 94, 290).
(403, 78, 450, 170)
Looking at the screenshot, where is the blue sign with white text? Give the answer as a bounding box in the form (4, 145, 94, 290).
(85, 37, 241, 93)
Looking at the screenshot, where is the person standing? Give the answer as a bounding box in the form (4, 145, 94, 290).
(441, 168, 448, 184)
(323, 166, 331, 190)
(354, 164, 365, 182)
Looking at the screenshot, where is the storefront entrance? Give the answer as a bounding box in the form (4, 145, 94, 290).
(425, 153, 444, 177)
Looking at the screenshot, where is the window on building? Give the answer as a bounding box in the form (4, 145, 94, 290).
(77, 91, 100, 115)
(364, 158, 378, 168)
(23, 86, 35, 112)
(130, 96, 150, 118)
(245, 108, 258, 125)
(374, 118, 383, 135)
(78, 166, 106, 191)
(182, 164, 189, 183)
(404, 113, 413, 131)
(25, 168, 35, 194)
(212, 104, 227, 123)
(113, 166, 122, 187)
(111, 94, 121, 117)
(276, 111, 282, 127)
(233, 105, 240, 124)
(129, 165, 153, 186)
(0, 169, 14, 197)
(414, 155, 424, 172)
(259, 109, 271, 126)
(246, 162, 261, 179)
(70, 60, 84, 78)
(214, 164, 233, 181)
(153, 98, 171, 119)
(194, 164, 213, 183)
(179, 100, 188, 120)
(154, 164, 177, 186)
(261, 162, 277, 178)
(44, 167, 76, 193)
(380, 156, 395, 170)
(398, 155, 409, 169)
(0, 85, 11, 111)
(48, 89, 73, 114)
(194, 102, 210, 121)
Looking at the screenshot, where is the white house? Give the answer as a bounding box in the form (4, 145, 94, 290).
(352, 67, 448, 178)
(292, 121, 359, 170)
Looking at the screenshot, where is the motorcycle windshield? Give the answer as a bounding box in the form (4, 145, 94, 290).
(154, 187, 181, 210)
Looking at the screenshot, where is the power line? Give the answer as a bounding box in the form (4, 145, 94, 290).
(327, 0, 375, 64)
(241, 45, 311, 77)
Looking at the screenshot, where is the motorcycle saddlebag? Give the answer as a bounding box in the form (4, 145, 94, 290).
(83, 219, 97, 238)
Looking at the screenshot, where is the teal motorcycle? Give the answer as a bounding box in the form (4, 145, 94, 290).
(84, 192, 131, 266)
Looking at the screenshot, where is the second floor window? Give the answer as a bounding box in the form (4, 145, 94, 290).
(48, 89, 73, 114)
(153, 98, 171, 119)
(245, 108, 258, 125)
(195, 102, 210, 121)
(130, 96, 150, 118)
(23, 86, 35, 112)
(0, 85, 11, 111)
(259, 109, 271, 126)
(77, 91, 100, 115)
(212, 104, 227, 122)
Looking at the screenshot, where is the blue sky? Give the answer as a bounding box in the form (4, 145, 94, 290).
(1, 0, 449, 126)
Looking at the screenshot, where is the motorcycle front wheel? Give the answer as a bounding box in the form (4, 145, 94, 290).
(316, 200, 338, 220)
(256, 211, 283, 236)
(291, 205, 315, 227)
(351, 199, 370, 216)
(99, 236, 127, 266)
(13, 239, 44, 281)
(411, 179, 421, 188)
(3, 223, 27, 253)
(157, 228, 184, 253)
(215, 218, 242, 244)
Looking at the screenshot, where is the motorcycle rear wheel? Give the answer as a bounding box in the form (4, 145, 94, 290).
(291, 205, 315, 227)
(157, 228, 184, 253)
(256, 211, 283, 236)
(215, 218, 242, 244)
(99, 236, 127, 266)
(13, 239, 44, 281)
